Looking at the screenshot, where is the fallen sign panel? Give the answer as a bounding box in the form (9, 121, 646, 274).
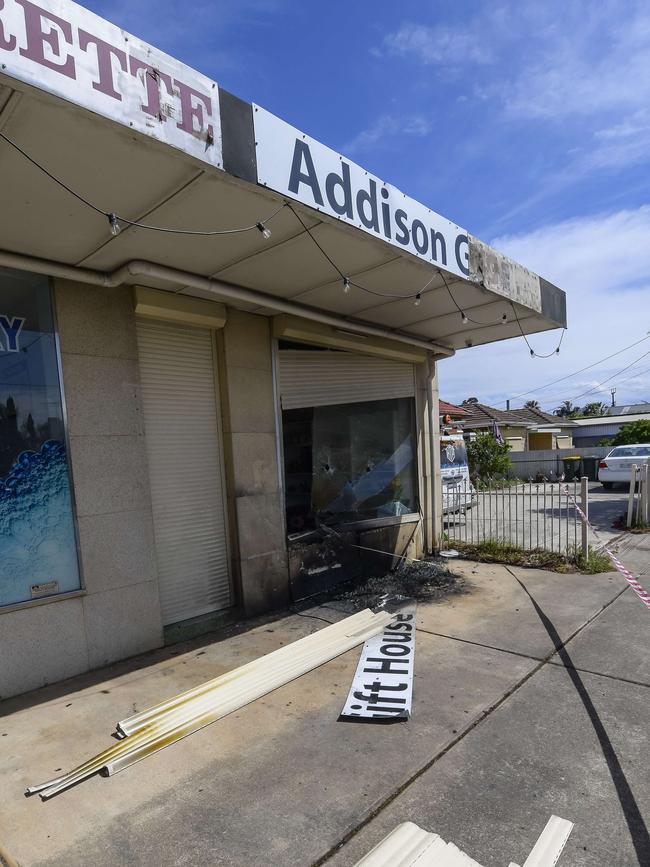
(340, 601, 416, 722)
(354, 816, 574, 867)
(27, 607, 393, 800)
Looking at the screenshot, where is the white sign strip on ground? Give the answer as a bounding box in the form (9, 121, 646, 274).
(340, 602, 416, 722)
(565, 486, 650, 610)
(253, 105, 470, 279)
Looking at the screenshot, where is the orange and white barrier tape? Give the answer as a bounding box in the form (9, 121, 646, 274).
(565, 486, 650, 611)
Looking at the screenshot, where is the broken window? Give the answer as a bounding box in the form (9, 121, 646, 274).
(282, 397, 418, 534)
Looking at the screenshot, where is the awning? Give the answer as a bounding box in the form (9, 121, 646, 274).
(0, 0, 566, 358)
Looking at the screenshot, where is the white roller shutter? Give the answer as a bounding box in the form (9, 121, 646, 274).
(278, 349, 415, 410)
(136, 318, 231, 625)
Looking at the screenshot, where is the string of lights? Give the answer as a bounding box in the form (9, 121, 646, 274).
(0, 131, 284, 239)
(0, 129, 563, 359)
(509, 300, 565, 358)
(289, 203, 514, 322)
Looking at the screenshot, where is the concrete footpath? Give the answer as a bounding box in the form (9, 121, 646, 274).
(0, 540, 648, 866)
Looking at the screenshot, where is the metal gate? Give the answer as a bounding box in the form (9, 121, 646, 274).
(444, 479, 588, 556)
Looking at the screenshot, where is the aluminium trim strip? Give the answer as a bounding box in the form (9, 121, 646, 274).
(522, 816, 574, 867)
(27, 608, 393, 800)
(353, 822, 481, 866)
(354, 817, 573, 867)
(118, 608, 386, 735)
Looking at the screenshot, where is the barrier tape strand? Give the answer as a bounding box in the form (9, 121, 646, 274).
(564, 486, 650, 611)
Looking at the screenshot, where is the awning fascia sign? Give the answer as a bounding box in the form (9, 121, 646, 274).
(253, 105, 470, 280)
(0, 0, 222, 167)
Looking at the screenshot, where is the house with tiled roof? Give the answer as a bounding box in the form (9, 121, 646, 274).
(458, 400, 577, 451)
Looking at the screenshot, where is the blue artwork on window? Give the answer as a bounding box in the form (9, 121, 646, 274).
(0, 268, 80, 607)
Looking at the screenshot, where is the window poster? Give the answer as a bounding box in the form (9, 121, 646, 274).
(0, 268, 81, 607)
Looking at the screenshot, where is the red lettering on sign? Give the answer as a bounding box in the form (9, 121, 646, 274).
(130, 56, 173, 119)
(15, 0, 75, 78)
(78, 29, 127, 100)
(174, 79, 213, 140)
(0, 0, 17, 50)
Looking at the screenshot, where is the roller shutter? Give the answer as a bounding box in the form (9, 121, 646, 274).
(278, 349, 416, 410)
(136, 318, 231, 625)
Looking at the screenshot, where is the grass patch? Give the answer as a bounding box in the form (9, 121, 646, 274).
(451, 538, 612, 574)
(574, 547, 613, 574)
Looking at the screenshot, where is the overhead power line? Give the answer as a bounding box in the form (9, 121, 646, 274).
(511, 333, 650, 401)
(539, 348, 650, 407)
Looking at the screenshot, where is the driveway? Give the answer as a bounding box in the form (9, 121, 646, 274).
(0, 544, 648, 866)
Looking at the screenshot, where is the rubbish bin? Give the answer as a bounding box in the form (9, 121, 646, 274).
(581, 456, 599, 482)
(562, 455, 582, 481)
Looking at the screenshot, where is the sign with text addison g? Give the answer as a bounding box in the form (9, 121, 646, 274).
(253, 106, 470, 280)
(340, 601, 416, 722)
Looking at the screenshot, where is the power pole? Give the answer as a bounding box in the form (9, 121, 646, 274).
(611, 388, 616, 408)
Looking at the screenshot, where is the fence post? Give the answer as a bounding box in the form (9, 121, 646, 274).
(627, 465, 637, 528)
(580, 476, 589, 559)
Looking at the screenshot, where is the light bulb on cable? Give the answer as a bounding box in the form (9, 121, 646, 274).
(256, 221, 272, 240)
(343, 277, 351, 294)
(414, 293, 422, 307)
(108, 213, 121, 236)
(461, 312, 468, 325)
(530, 349, 535, 357)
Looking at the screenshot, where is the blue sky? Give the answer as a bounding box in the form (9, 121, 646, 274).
(85, 0, 650, 412)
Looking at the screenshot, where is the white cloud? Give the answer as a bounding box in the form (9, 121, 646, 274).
(342, 114, 432, 155)
(379, 22, 492, 66)
(440, 207, 650, 410)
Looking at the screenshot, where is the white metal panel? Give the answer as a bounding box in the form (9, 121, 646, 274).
(353, 822, 482, 866)
(28, 608, 393, 798)
(522, 815, 574, 867)
(278, 349, 415, 409)
(136, 318, 231, 625)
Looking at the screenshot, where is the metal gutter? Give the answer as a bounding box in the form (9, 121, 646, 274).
(0, 250, 454, 358)
(27, 607, 393, 800)
(354, 817, 574, 867)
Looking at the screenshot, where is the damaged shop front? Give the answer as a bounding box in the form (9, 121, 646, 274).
(277, 341, 426, 599)
(0, 0, 567, 698)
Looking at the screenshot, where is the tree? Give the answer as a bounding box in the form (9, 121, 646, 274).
(554, 400, 578, 418)
(524, 400, 540, 410)
(610, 419, 650, 446)
(581, 401, 607, 417)
(467, 431, 512, 480)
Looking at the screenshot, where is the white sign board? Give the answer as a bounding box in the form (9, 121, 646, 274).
(0, 0, 222, 167)
(339, 602, 416, 722)
(254, 106, 470, 280)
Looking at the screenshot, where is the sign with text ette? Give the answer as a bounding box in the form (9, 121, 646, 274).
(254, 106, 470, 280)
(0, 0, 222, 167)
(339, 601, 416, 722)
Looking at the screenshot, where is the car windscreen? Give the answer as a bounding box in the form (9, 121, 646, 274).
(609, 446, 650, 457)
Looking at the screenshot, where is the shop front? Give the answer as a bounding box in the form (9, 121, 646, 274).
(0, 0, 567, 698)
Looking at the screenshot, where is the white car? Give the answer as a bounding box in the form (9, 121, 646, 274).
(598, 444, 650, 489)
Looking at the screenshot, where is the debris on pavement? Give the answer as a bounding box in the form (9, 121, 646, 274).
(26, 608, 393, 801)
(340, 601, 416, 723)
(331, 558, 466, 610)
(353, 815, 574, 867)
